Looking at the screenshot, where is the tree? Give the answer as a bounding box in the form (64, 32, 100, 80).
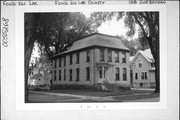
(25, 13, 95, 102)
(91, 12, 159, 93)
(25, 14, 39, 102)
(118, 35, 138, 56)
(34, 13, 95, 57)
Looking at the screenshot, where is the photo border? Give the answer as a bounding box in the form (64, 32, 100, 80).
(15, 4, 167, 110)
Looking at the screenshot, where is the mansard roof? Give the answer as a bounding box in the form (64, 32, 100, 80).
(53, 33, 129, 57)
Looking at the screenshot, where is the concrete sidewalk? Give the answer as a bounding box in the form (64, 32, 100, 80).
(131, 88, 155, 91)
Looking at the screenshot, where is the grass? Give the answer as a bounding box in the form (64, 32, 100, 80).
(28, 92, 80, 103)
(28, 87, 159, 102)
(113, 93, 160, 101)
(44, 88, 155, 97)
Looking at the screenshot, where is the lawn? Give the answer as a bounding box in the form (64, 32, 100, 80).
(28, 92, 80, 103)
(28, 88, 159, 103)
(113, 93, 160, 102)
(44, 89, 155, 97)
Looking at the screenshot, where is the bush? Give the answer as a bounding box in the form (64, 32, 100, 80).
(117, 85, 131, 91)
(50, 84, 99, 91)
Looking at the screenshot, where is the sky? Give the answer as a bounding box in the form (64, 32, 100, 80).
(97, 16, 128, 37)
(82, 12, 138, 38)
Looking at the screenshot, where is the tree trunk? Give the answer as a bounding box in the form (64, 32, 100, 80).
(154, 58, 160, 93)
(25, 38, 34, 103)
(148, 37, 160, 93)
(154, 36, 160, 93)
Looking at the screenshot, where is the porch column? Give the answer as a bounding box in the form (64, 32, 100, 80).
(102, 66, 104, 79)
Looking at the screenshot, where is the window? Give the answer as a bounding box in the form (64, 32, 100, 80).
(141, 72, 147, 80)
(123, 68, 127, 81)
(104, 70, 106, 78)
(69, 54, 72, 64)
(115, 67, 120, 80)
(76, 68, 80, 81)
(54, 71, 56, 81)
(151, 62, 155, 67)
(54, 59, 57, 68)
(64, 57, 66, 66)
(76, 52, 80, 64)
(139, 60, 142, 68)
(141, 72, 144, 79)
(69, 69, 72, 81)
(99, 48, 105, 61)
(122, 52, 126, 63)
(59, 58, 61, 67)
(86, 51, 90, 62)
(145, 72, 147, 79)
(86, 67, 90, 81)
(115, 51, 119, 62)
(107, 49, 112, 62)
(135, 73, 138, 79)
(59, 70, 61, 81)
(64, 69, 66, 81)
(99, 68, 102, 79)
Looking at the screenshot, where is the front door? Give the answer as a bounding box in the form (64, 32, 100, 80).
(98, 67, 106, 84)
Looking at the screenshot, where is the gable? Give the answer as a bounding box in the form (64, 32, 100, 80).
(133, 53, 150, 65)
(131, 50, 154, 63)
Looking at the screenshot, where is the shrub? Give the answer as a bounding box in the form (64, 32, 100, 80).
(118, 85, 131, 91)
(50, 84, 99, 91)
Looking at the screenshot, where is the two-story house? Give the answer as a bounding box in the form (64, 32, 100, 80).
(130, 49, 155, 88)
(52, 33, 131, 90)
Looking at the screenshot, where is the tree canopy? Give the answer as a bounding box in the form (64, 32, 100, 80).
(26, 12, 95, 57)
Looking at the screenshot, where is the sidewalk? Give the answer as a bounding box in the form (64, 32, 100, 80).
(131, 88, 155, 91)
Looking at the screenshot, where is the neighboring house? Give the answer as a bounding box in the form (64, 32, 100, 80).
(30, 73, 44, 86)
(52, 33, 131, 90)
(28, 47, 52, 87)
(130, 49, 155, 88)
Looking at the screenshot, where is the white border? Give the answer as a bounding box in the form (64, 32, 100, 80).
(15, 5, 167, 110)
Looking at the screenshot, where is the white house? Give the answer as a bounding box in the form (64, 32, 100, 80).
(52, 33, 131, 90)
(130, 49, 155, 88)
(28, 47, 52, 87)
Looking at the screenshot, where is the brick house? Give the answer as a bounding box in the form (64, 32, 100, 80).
(52, 33, 131, 89)
(130, 49, 155, 88)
